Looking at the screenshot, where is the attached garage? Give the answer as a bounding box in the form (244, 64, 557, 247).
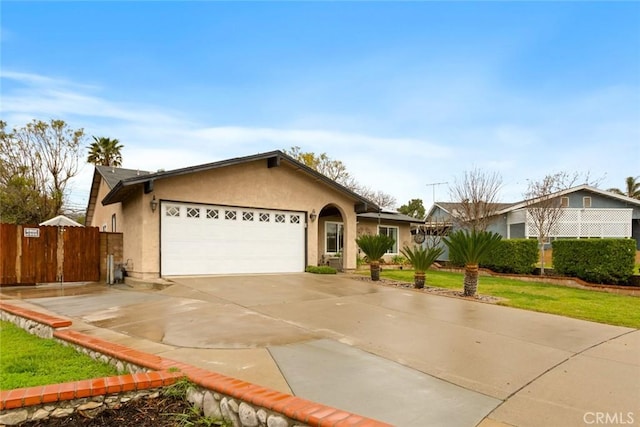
(89, 151, 379, 279)
(160, 202, 306, 276)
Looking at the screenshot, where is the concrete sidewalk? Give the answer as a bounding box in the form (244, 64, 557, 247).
(1, 274, 638, 426)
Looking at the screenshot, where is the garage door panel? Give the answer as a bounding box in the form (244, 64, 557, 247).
(161, 203, 305, 275)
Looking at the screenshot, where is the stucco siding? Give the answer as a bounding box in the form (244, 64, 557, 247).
(89, 178, 123, 232)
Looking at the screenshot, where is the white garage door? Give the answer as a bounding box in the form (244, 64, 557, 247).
(161, 202, 306, 275)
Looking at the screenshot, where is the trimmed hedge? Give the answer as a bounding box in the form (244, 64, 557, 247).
(305, 265, 337, 274)
(552, 239, 636, 285)
(449, 239, 538, 274)
(482, 239, 539, 274)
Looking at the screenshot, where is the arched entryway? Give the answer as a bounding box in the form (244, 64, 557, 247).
(316, 204, 347, 271)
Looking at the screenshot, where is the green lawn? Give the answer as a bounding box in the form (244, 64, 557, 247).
(378, 269, 640, 329)
(0, 321, 120, 390)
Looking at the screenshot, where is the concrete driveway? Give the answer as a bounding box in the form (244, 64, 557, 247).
(2, 274, 638, 426)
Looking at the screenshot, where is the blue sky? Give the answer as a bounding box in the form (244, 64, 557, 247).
(2, 2, 639, 212)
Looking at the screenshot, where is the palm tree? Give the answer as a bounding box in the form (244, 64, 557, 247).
(87, 136, 124, 167)
(356, 234, 395, 281)
(401, 245, 444, 288)
(607, 176, 640, 200)
(444, 229, 502, 297)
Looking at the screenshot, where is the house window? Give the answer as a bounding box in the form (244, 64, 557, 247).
(275, 214, 285, 223)
(243, 211, 254, 221)
(225, 210, 237, 220)
(259, 213, 270, 222)
(560, 197, 569, 208)
(583, 197, 592, 208)
(379, 226, 399, 254)
(290, 214, 300, 224)
(186, 207, 200, 218)
(111, 214, 116, 232)
(325, 222, 344, 254)
(166, 206, 180, 217)
(206, 209, 218, 219)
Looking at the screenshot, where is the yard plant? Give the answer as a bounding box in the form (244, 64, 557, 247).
(444, 229, 502, 296)
(400, 245, 443, 288)
(356, 234, 395, 281)
(0, 321, 120, 390)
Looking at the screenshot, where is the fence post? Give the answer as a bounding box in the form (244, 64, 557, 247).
(15, 225, 22, 283)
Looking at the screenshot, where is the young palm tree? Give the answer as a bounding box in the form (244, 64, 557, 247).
(356, 234, 395, 281)
(87, 136, 124, 167)
(607, 176, 640, 200)
(444, 229, 502, 297)
(401, 245, 444, 288)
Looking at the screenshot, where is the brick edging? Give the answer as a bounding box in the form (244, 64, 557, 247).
(0, 302, 71, 328)
(0, 302, 391, 427)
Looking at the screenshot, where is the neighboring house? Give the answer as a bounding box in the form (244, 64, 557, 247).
(424, 185, 640, 260)
(85, 150, 416, 279)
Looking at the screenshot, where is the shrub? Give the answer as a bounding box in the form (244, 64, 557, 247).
(391, 255, 407, 265)
(306, 265, 337, 274)
(552, 239, 636, 285)
(481, 239, 539, 274)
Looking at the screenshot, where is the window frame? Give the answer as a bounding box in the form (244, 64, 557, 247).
(325, 221, 344, 255)
(560, 197, 569, 208)
(378, 225, 399, 254)
(583, 196, 592, 208)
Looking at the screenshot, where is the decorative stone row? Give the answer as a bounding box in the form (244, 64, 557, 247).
(55, 340, 148, 375)
(0, 389, 163, 426)
(0, 311, 54, 339)
(185, 387, 308, 427)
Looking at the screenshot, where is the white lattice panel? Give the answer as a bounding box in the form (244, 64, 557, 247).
(526, 208, 632, 238)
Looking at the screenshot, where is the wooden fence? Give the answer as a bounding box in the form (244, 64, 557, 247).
(0, 224, 100, 286)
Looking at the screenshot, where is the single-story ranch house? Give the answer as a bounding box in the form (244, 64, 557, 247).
(424, 184, 640, 259)
(86, 151, 417, 279)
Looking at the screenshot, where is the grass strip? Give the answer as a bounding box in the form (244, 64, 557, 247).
(0, 320, 120, 390)
(378, 269, 640, 329)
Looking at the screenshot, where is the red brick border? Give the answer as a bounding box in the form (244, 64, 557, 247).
(0, 302, 391, 427)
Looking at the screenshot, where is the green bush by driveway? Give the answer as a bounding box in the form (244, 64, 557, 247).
(553, 239, 636, 285)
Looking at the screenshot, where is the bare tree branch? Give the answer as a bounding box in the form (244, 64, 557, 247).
(449, 168, 503, 231)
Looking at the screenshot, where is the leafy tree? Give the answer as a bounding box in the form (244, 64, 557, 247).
(449, 168, 503, 231)
(401, 245, 443, 288)
(444, 229, 502, 297)
(87, 136, 124, 167)
(607, 176, 640, 199)
(0, 119, 84, 223)
(284, 146, 396, 208)
(398, 198, 426, 219)
(356, 234, 395, 281)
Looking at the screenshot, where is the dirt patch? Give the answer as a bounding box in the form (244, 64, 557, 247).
(349, 275, 502, 304)
(21, 394, 222, 427)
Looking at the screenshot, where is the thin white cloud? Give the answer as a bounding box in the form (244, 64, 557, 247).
(1, 70, 456, 209)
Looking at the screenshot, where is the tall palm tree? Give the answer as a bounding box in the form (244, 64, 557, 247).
(444, 229, 502, 297)
(401, 245, 444, 288)
(356, 234, 395, 281)
(607, 176, 640, 200)
(87, 136, 124, 167)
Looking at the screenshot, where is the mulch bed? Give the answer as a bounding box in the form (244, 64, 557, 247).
(349, 274, 502, 303)
(22, 395, 196, 427)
